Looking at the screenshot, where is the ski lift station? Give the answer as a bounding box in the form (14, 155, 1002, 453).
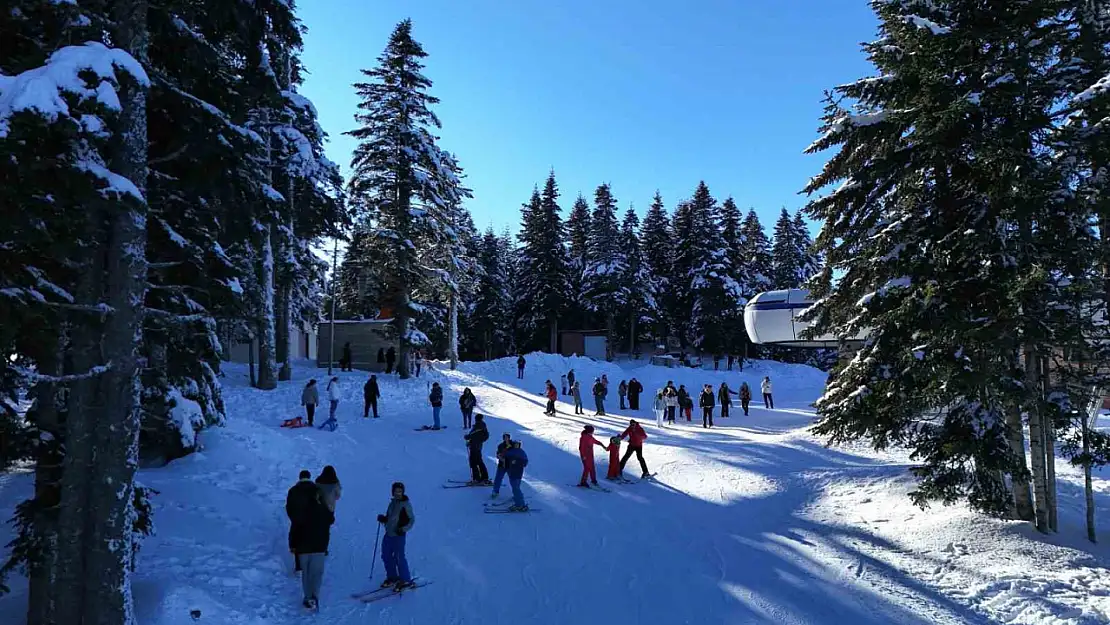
(744, 288, 866, 348)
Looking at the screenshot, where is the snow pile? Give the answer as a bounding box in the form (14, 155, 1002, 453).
(0, 355, 1106, 625)
(166, 389, 205, 450)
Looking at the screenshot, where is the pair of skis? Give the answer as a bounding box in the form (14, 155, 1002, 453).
(414, 425, 448, 431)
(351, 579, 432, 604)
(442, 479, 491, 489)
(483, 499, 539, 513)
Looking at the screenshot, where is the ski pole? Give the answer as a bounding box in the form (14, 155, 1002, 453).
(369, 520, 381, 581)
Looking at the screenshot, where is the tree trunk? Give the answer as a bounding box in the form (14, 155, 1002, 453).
(1005, 405, 1035, 522)
(27, 334, 63, 625)
(448, 291, 458, 370)
(1083, 415, 1096, 543)
(55, 4, 149, 622)
(606, 312, 614, 361)
(1024, 344, 1049, 532)
(629, 311, 636, 359)
(254, 223, 278, 390)
(549, 317, 558, 355)
(396, 303, 410, 380)
(276, 282, 291, 381)
(248, 334, 256, 388)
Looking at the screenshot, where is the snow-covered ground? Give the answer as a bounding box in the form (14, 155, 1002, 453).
(1, 353, 1108, 625)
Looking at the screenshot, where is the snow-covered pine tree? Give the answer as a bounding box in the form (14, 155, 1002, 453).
(615, 206, 658, 357)
(770, 208, 800, 289)
(683, 182, 742, 356)
(583, 183, 627, 359)
(498, 226, 521, 354)
(345, 19, 466, 378)
(718, 197, 750, 360)
(791, 211, 821, 284)
(565, 193, 592, 328)
(515, 176, 571, 352)
(640, 191, 673, 343)
(803, 0, 1083, 519)
(739, 209, 773, 298)
(670, 199, 696, 348)
(471, 228, 513, 359)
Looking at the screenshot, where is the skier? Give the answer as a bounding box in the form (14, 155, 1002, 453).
(718, 382, 737, 419)
(376, 482, 416, 590)
(618, 380, 628, 410)
(739, 381, 752, 416)
(761, 376, 774, 409)
(503, 440, 529, 511)
(285, 469, 318, 572)
(592, 378, 607, 415)
(428, 382, 443, 430)
(301, 379, 320, 426)
(464, 413, 491, 484)
(363, 374, 381, 418)
(663, 385, 678, 424)
(577, 425, 608, 487)
(571, 380, 584, 415)
(319, 376, 340, 430)
(315, 465, 342, 512)
(385, 346, 396, 375)
(544, 380, 558, 416)
(699, 384, 715, 428)
(606, 436, 623, 480)
(677, 384, 692, 422)
(560, 373, 568, 396)
(341, 342, 352, 372)
(516, 354, 526, 379)
(459, 387, 477, 429)
(652, 389, 665, 427)
(294, 478, 334, 609)
(601, 374, 609, 390)
(491, 433, 513, 498)
(627, 378, 643, 411)
(567, 369, 576, 395)
(618, 419, 651, 478)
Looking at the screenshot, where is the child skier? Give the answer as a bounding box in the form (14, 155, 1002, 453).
(544, 380, 558, 416)
(606, 436, 623, 480)
(577, 425, 608, 487)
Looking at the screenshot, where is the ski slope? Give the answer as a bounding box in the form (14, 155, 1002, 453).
(1, 354, 1108, 625)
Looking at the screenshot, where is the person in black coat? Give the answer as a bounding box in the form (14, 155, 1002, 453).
(385, 347, 396, 374)
(677, 385, 691, 422)
(464, 414, 490, 483)
(627, 378, 643, 410)
(377, 348, 385, 366)
(699, 384, 715, 428)
(341, 342, 353, 372)
(286, 470, 319, 572)
(292, 484, 334, 609)
(363, 374, 381, 418)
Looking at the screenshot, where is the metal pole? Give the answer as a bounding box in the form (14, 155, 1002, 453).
(328, 236, 338, 375)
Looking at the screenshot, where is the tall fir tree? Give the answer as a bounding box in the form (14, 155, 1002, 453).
(682, 182, 743, 355)
(770, 208, 800, 289)
(719, 197, 751, 359)
(791, 211, 821, 285)
(471, 228, 513, 359)
(565, 193, 592, 327)
(615, 206, 658, 355)
(740, 209, 773, 298)
(345, 19, 467, 378)
(515, 178, 570, 352)
(640, 191, 673, 343)
(583, 183, 626, 357)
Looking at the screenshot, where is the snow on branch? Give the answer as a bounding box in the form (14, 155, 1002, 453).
(1074, 72, 1110, 105)
(0, 41, 149, 138)
(11, 362, 112, 384)
(904, 15, 950, 35)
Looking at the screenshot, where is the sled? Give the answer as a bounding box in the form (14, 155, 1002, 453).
(280, 417, 311, 428)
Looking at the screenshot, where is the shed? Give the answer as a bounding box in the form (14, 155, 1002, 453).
(316, 320, 398, 372)
(559, 330, 608, 360)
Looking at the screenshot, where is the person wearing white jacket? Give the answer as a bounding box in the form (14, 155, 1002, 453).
(326, 376, 341, 420)
(761, 376, 774, 410)
(652, 390, 666, 428)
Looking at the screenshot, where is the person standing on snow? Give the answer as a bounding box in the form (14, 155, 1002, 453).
(618, 380, 628, 410)
(718, 382, 737, 419)
(286, 469, 319, 572)
(491, 433, 513, 498)
(560, 373, 568, 396)
(677, 384, 692, 422)
(464, 414, 491, 484)
(385, 346, 396, 375)
(459, 388, 477, 428)
(592, 378, 607, 416)
(321, 377, 340, 430)
(301, 379, 320, 426)
(315, 465, 342, 512)
(618, 419, 651, 478)
(699, 384, 715, 428)
(577, 425, 609, 487)
(571, 380, 584, 415)
(544, 380, 558, 416)
(428, 382, 444, 430)
(376, 482, 416, 590)
(652, 389, 666, 427)
(739, 381, 752, 416)
(293, 478, 334, 609)
(606, 436, 624, 480)
(663, 384, 678, 424)
(627, 378, 643, 410)
(377, 347, 385, 368)
(341, 342, 353, 372)
(503, 440, 530, 511)
(363, 374, 381, 418)
(601, 374, 609, 390)
(761, 376, 774, 409)
(567, 369, 576, 395)
(516, 355, 526, 379)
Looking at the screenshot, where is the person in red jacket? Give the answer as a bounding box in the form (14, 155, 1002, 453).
(544, 380, 558, 416)
(606, 436, 623, 480)
(577, 425, 608, 487)
(618, 419, 651, 478)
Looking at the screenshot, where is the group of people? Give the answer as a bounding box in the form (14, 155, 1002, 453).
(339, 342, 428, 377)
(650, 376, 774, 428)
(577, 419, 651, 485)
(299, 377, 343, 430)
(546, 371, 646, 417)
(286, 467, 417, 608)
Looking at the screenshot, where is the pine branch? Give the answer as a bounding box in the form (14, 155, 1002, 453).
(10, 363, 112, 384)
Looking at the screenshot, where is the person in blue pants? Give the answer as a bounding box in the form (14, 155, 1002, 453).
(376, 482, 416, 590)
(428, 382, 443, 430)
(503, 440, 529, 512)
(490, 434, 513, 498)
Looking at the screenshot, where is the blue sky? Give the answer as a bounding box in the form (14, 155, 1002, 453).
(297, 1, 879, 236)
